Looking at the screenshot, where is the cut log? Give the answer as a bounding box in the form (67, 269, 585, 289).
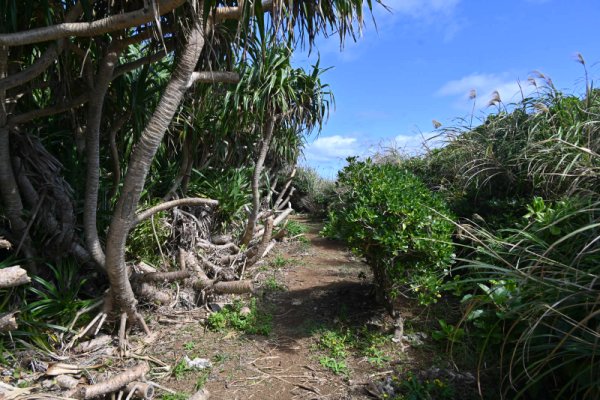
(0, 266, 30, 289)
(124, 381, 154, 399)
(211, 234, 232, 245)
(73, 362, 149, 399)
(138, 283, 171, 305)
(212, 280, 253, 294)
(0, 312, 17, 332)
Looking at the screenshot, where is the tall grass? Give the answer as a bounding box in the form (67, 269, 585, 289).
(453, 197, 599, 399)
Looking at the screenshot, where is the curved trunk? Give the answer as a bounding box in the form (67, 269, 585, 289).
(84, 47, 119, 268)
(240, 116, 276, 246)
(103, 20, 205, 325)
(0, 45, 35, 271)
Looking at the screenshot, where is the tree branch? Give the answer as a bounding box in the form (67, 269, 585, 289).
(0, 4, 83, 91)
(215, 0, 274, 21)
(187, 71, 240, 87)
(0, 0, 186, 47)
(7, 93, 89, 126)
(133, 197, 218, 227)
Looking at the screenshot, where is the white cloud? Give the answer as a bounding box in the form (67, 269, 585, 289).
(304, 135, 362, 162)
(437, 72, 535, 110)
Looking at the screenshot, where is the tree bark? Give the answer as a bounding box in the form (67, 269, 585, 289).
(103, 16, 206, 328)
(0, 45, 36, 271)
(240, 116, 276, 246)
(84, 45, 120, 268)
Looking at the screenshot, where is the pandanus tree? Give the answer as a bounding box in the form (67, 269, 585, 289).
(0, 0, 375, 339)
(232, 41, 332, 245)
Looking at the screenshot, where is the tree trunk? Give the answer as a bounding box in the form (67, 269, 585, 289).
(84, 46, 119, 268)
(0, 45, 36, 271)
(240, 116, 276, 246)
(103, 18, 205, 328)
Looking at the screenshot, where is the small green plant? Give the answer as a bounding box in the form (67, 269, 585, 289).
(319, 356, 348, 375)
(263, 276, 286, 292)
(127, 208, 170, 266)
(397, 372, 455, 400)
(284, 220, 309, 242)
(269, 254, 291, 268)
(194, 369, 211, 390)
(315, 328, 351, 375)
(431, 320, 464, 343)
(183, 341, 196, 351)
(161, 393, 188, 400)
(173, 359, 193, 381)
(206, 299, 272, 335)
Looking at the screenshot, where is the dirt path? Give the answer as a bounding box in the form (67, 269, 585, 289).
(150, 217, 402, 399)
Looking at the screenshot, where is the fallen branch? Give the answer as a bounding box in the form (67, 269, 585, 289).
(0, 265, 30, 289)
(73, 362, 149, 399)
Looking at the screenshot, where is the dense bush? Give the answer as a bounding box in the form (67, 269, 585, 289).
(323, 158, 455, 305)
(292, 167, 336, 216)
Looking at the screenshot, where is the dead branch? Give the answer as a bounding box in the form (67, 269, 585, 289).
(187, 71, 240, 87)
(0, 265, 30, 289)
(133, 197, 218, 227)
(247, 217, 274, 266)
(215, 0, 273, 21)
(137, 270, 191, 283)
(73, 362, 149, 399)
(276, 187, 296, 211)
(273, 167, 296, 208)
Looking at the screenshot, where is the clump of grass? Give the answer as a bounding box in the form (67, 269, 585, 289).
(269, 254, 293, 268)
(315, 325, 392, 375)
(263, 276, 286, 292)
(207, 299, 272, 336)
(284, 220, 309, 243)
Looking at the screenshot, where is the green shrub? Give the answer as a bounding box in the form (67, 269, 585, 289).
(292, 167, 336, 216)
(189, 167, 252, 228)
(206, 299, 272, 335)
(126, 208, 170, 266)
(323, 158, 455, 305)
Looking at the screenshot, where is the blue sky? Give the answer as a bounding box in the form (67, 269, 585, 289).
(294, 0, 600, 178)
